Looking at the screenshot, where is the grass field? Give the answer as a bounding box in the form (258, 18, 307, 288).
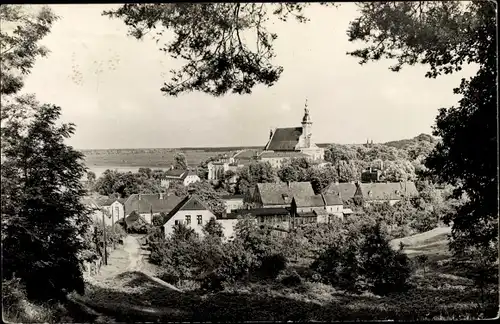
(78, 227, 497, 321)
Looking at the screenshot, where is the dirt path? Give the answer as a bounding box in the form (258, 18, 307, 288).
(78, 235, 184, 321)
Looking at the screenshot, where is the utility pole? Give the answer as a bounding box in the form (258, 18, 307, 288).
(101, 209, 108, 265)
(111, 207, 115, 250)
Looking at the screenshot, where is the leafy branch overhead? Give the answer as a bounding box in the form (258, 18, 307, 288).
(103, 3, 327, 96)
(346, 1, 492, 78)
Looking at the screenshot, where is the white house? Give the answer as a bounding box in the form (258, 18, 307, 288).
(160, 168, 200, 188)
(221, 194, 245, 213)
(123, 193, 183, 224)
(321, 193, 344, 221)
(82, 196, 126, 227)
(162, 194, 239, 240)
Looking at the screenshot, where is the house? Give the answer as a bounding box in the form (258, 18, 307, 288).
(162, 194, 239, 240)
(361, 167, 383, 183)
(356, 181, 419, 205)
(323, 182, 358, 202)
(95, 197, 126, 224)
(207, 155, 244, 181)
(162, 195, 216, 237)
(259, 101, 325, 168)
(291, 194, 325, 214)
(221, 194, 245, 213)
(228, 207, 291, 236)
(321, 193, 344, 221)
(160, 168, 200, 188)
(123, 193, 183, 224)
(252, 181, 315, 208)
(81, 196, 125, 227)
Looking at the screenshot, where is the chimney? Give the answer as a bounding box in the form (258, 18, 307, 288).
(380, 160, 384, 170)
(369, 166, 372, 173)
(159, 192, 164, 200)
(269, 128, 274, 140)
(287, 181, 290, 188)
(138, 194, 141, 200)
(170, 165, 174, 170)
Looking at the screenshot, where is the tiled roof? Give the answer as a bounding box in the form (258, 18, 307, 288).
(124, 193, 183, 215)
(293, 194, 325, 208)
(164, 169, 190, 180)
(95, 197, 125, 207)
(322, 193, 343, 206)
(162, 195, 214, 225)
(257, 182, 315, 206)
(259, 151, 309, 159)
(359, 182, 419, 201)
(324, 183, 358, 200)
(228, 207, 290, 218)
(265, 127, 303, 151)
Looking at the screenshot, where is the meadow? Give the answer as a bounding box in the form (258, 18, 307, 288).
(81, 147, 259, 177)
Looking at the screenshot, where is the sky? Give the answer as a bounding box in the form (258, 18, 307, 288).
(20, 3, 478, 150)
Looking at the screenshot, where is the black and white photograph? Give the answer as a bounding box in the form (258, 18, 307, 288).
(1, 1, 498, 322)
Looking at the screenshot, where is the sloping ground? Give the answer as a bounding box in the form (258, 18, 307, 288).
(391, 226, 451, 256)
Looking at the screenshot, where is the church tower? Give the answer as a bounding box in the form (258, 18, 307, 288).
(301, 99, 312, 148)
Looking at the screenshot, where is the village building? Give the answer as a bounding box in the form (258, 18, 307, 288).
(221, 194, 245, 213)
(123, 193, 183, 224)
(323, 182, 359, 202)
(356, 181, 419, 206)
(250, 181, 316, 208)
(228, 207, 291, 237)
(160, 168, 200, 188)
(81, 196, 126, 227)
(207, 155, 244, 181)
(162, 193, 238, 240)
(258, 101, 325, 167)
(321, 193, 344, 221)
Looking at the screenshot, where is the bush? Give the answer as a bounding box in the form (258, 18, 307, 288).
(278, 269, 303, 287)
(257, 253, 287, 279)
(311, 222, 414, 296)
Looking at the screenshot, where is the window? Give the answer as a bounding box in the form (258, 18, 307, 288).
(197, 215, 202, 225)
(185, 215, 191, 225)
(174, 220, 179, 225)
(114, 206, 119, 217)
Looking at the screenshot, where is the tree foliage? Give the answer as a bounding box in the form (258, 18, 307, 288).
(311, 222, 413, 295)
(173, 152, 188, 170)
(102, 3, 328, 96)
(0, 5, 58, 97)
(235, 161, 276, 194)
(1, 102, 91, 302)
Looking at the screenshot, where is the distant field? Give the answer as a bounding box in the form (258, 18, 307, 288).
(81, 147, 267, 178)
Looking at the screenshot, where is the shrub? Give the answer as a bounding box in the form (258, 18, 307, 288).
(311, 222, 414, 296)
(278, 269, 303, 287)
(258, 253, 287, 279)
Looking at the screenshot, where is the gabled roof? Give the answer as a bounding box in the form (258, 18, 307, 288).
(257, 182, 315, 206)
(358, 182, 419, 201)
(95, 197, 126, 207)
(124, 193, 183, 214)
(322, 193, 343, 206)
(324, 183, 358, 201)
(265, 127, 303, 151)
(293, 194, 325, 208)
(162, 195, 214, 226)
(164, 169, 189, 180)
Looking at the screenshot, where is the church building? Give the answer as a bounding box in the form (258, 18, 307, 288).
(259, 101, 325, 168)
